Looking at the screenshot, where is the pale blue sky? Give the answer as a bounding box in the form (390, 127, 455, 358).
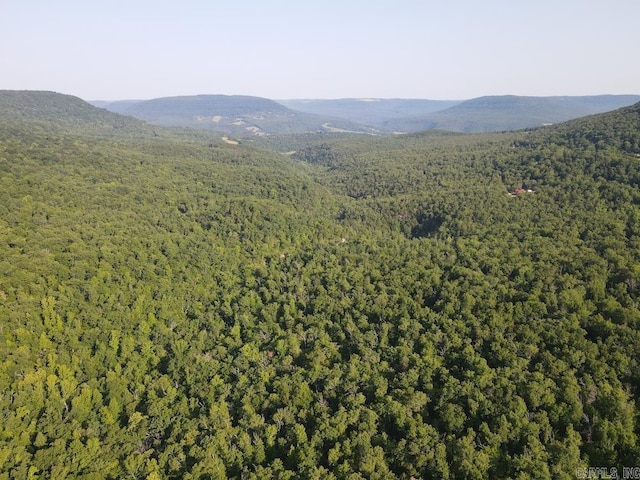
(1, 0, 639, 100)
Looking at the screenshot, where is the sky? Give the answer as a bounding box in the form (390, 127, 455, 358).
(1, 0, 639, 101)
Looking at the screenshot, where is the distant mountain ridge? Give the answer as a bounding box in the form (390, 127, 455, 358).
(94, 94, 377, 136)
(3, 91, 638, 138)
(277, 98, 462, 127)
(382, 94, 640, 133)
(92, 93, 640, 135)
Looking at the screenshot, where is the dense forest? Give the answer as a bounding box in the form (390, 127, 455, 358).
(1, 92, 639, 479)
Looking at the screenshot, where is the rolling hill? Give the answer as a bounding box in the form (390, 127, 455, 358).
(0, 90, 151, 137)
(94, 94, 378, 136)
(382, 94, 640, 133)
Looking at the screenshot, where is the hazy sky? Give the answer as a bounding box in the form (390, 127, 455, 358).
(1, 0, 639, 100)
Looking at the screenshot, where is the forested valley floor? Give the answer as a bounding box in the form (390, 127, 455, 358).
(1, 93, 640, 479)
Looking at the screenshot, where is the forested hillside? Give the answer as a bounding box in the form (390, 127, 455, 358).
(1, 92, 639, 479)
(382, 95, 640, 133)
(0, 90, 151, 136)
(95, 95, 376, 136)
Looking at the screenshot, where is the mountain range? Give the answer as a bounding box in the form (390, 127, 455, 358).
(380, 94, 640, 133)
(92, 94, 377, 136)
(93, 93, 640, 135)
